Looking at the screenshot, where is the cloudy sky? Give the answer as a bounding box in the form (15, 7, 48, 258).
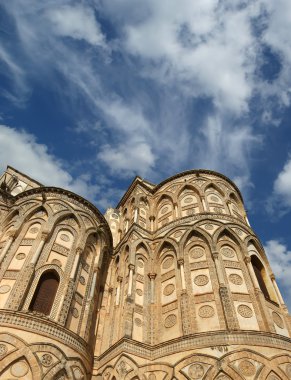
(1, 1, 291, 309)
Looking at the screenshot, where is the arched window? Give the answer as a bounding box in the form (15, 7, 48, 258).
(29, 271, 59, 315)
(251, 256, 270, 300)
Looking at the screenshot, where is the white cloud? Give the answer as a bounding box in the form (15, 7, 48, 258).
(265, 239, 291, 310)
(46, 4, 106, 47)
(0, 125, 98, 200)
(272, 157, 291, 208)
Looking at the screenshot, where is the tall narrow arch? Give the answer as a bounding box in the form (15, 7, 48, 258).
(251, 255, 271, 300)
(29, 270, 59, 315)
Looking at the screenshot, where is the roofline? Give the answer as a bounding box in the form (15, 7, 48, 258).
(6, 165, 43, 186)
(117, 169, 244, 208)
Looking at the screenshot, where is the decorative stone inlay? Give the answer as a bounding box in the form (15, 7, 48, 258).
(162, 257, 174, 270)
(194, 275, 209, 286)
(237, 304, 253, 318)
(214, 207, 223, 213)
(221, 247, 235, 258)
(136, 289, 143, 296)
(60, 234, 70, 242)
(235, 228, 243, 236)
(16, 252, 26, 260)
(205, 224, 214, 230)
(174, 231, 183, 238)
(286, 363, 291, 377)
(184, 197, 194, 203)
(72, 308, 79, 318)
(0, 285, 11, 294)
(164, 314, 177, 328)
(198, 305, 215, 318)
(238, 360, 256, 376)
(134, 318, 142, 326)
(79, 276, 85, 285)
(210, 195, 219, 202)
(163, 284, 175, 296)
(148, 374, 156, 380)
(229, 273, 243, 285)
(188, 363, 205, 379)
(10, 361, 29, 377)
(52, 259, 62, 267)
(137, 260, 144, 268)
(187, 209, 196, 216)
(161, 206, 169, 215)
(41, 353, 53, 367)
(0, 344, 7, 357)
(29, 227, 39, 234)
(272, 311, 284, 329)
(74, 367, 84, 380)
(189, 247, 205, 259)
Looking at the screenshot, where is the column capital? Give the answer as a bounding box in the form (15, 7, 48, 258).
(244, 256, 251, 264)
(149, 215, 155, 221)
(148, 273, 156, 280)
(76, 247, 83, 255)
(117, 276, 123, 283)
(108, 287, 114, 293)
(212, 251, 219, 260)
(128, 264, 135, 271)
(177, 258, 184, 266)
(41, 231, 49, 241)
(270, 273, 275, 281)
(6, 229, 16, 238)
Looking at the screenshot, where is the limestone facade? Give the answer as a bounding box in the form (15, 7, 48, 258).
(0, 166, 291, 379)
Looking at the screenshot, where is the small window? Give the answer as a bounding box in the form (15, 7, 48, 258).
(29, 271, 59, 315)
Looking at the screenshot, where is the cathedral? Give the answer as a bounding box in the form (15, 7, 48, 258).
(0, 165, 291, 380)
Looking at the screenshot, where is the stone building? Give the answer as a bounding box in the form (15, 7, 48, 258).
(0, 166, 291, 380)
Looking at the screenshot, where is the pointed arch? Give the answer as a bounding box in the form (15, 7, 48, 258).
(29, 270, 60, 315)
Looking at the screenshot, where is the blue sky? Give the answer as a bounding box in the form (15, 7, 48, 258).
(1, 0, 291, 309)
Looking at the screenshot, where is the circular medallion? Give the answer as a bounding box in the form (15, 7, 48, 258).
(74, 367, 84, 380)
(229, 274, 243, 285)
(60, 234, 70, 242)
(164, 314, 177, 328)
(188, 363, 205, 379)
(162, 257, 174, 270)
(136, 289, 143, 296)
(41, 353, 53, 367)
(16, 252, 26, 260)
(0, 285, 11, 294)
(205, 224, 214, 230)
(134, 318, 142, 326)
(198, 305, 215, 318)
(272, 311, 284, 329)
(0, 344, 7, 356)
(29, 227, 39, 234)
(238, 360, 256, 376)
(221, 247, 235, 258)
(163, 284, 175, 296)
(137, 260, 144, 268)
(237, 304, 253, 318)
(184, 197, 193, 204)
(189, 247, 205, 259)
(286, 363, 291, 377)
(10, 361, 29, 377)
(79, 276, 85, 285)
(52, 259, 62, 267)
(148, 374, 156, 380)
(210, 196, 219, 202)
(72, 308, 79, 318)
(161, 207, 169, 215)
(194, 275, 209, 286)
